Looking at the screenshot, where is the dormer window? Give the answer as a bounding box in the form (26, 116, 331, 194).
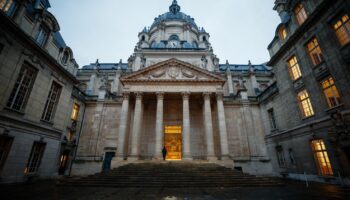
(169, 35, 179, 41)
(203, 36, 207, 42)
(35, 26, 49, 47)
(279, 26, 287, 40)
(192, 41, 198, 48)
(0, 0, 18, 17)
(141, 35, 145, 42)
(62, 51, 69, 64)
(294, 3, 308, 25)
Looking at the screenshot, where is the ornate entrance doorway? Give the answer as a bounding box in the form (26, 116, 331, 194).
(164, 126, 182, 160)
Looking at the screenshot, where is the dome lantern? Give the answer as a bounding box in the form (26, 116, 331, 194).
(169, 0, 181, 14)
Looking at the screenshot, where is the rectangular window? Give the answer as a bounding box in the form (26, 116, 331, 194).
(6, 64, 37, 112)
(294, 3, 308, 25)
(276, 146, 286, 167)
(297, 90, 314, 118)
(41, 82, 61, 122)
(268, 108, 277, 130)
(311, 139, 333, 176)
(0, 135, 13, 173)
(333, 14, 350, 46)
(307, 38, 324, 66)
(288, 148, 296, 165)
(70, 103, 80, 121)
(0, 0, 17, 17)
(35, 26, 49, 47)
(287, 56, 302, 81)
(321, 77, 341, 108)
(24, 142, 46, 174)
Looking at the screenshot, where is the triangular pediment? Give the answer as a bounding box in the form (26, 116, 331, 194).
(121, 58, 225, 84)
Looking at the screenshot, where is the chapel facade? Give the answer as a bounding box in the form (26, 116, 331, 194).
(72, 0, 275, 175)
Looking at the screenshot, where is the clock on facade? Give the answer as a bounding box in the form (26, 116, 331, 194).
(167, 40, 179, 48)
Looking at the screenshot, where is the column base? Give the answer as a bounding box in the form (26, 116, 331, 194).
(127, 156, 139, 162)
(152, 155, 164, 161)
(220, 155, 231, 161)
(207, 156, 218, 162)
(182, 156, 193, 161)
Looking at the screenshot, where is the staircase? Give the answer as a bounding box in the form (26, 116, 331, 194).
(59, 162, 284, 187)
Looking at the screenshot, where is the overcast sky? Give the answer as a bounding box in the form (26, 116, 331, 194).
(50, 0, 280, 67)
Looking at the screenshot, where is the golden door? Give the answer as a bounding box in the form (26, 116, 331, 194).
(164, 126, 182, 160)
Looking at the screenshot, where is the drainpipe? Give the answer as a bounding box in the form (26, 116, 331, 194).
(68, 104, 86, 176)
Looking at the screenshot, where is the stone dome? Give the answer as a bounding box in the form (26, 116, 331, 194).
(150, 0, 199, 31)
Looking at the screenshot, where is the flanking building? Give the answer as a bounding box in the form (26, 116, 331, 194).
(0, 0, 84, 182)
(261, 0, 350, 184)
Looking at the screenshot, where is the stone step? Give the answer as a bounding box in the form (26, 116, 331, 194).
(60, 162, 283, 188)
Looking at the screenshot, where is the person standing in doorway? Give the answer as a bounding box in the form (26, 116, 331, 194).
(162, 146, 167, 161)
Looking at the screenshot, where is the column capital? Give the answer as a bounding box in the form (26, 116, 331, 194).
(156, 92, 165, 100)
(182, 92, 190, 100)
(203, 92, 211, 100)
(134, 92, 143, 100)
(122, 92, 130, 100)
(216, 92, 224, 101)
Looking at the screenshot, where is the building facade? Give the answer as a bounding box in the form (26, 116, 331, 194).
(0, 0, 84, 182)
(262, 0, 350, 185)
(1, 0, 349, 185)
(72, 1, 275, 176)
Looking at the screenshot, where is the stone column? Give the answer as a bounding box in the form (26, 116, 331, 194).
(116, 92, 130, 159)
(216, 92, 230, 160)
(203, 92, 217, 161)
(182, 92, 192, 160)
(154, 92, 164, 159)
(130, 92, 143, 159)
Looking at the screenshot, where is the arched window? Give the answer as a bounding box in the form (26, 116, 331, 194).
(203, 36, 207, 42)
(62, 51, 69, 64)
(169, 35, 179, 41)
(279, 26, 287, 40)
(192, 41, 198, 48)
(141, 35, 145, 41)
(150, 41, 156, 48)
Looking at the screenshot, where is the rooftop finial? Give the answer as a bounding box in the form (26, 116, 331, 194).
(170, 0, 180, 14)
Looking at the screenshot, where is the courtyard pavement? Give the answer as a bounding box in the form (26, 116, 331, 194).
(0, 180, 349, 200)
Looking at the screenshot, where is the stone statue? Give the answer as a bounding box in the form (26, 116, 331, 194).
(201, 56, 208, 69)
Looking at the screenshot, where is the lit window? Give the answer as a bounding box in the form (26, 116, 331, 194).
(307, 38, 324, 66)
(71, 103, 80, 121)
(294, 3, 308, 25)
(35, 26, 49, 47)
(67, 131, 74, 141)
(276, 146, 286, 167)
(268, 108, 277, 130)
(333, 14, 350, 46)
(0, 135, 13, 172)
(24, 142, 46, 174)
(7, 64, 37, 112)
(321, 77, 341, 108)
(279, 26, 287, 40)
(297, 90, 314, 118)
(287, 56, 302, 81)
(41, 82, 62, 122)
(311, 139, 333, 176)
(0, 0, 17, 17)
